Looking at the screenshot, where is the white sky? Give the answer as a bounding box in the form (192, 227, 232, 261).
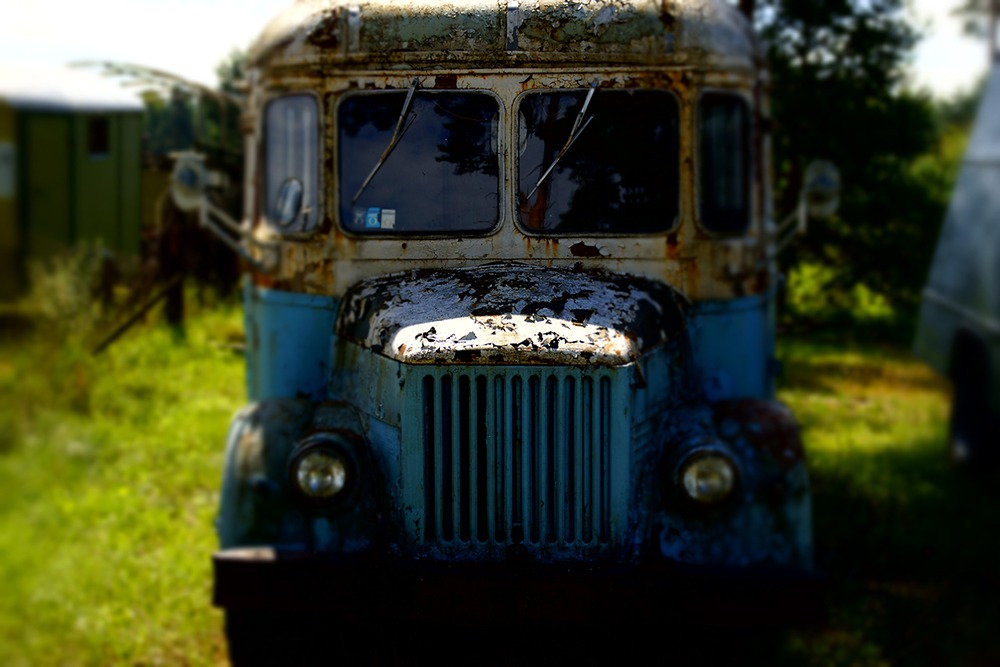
(909, 0, 989, 97)
(0, 0, 989, 99)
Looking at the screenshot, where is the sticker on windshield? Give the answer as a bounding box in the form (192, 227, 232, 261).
(381, 209, 396, 230)
(365, 207, 381, 228)
(354, 206, 397, 230)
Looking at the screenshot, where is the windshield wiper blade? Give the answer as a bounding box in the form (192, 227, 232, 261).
(352, 79, 419, 205)
(527, 82, 597, 200)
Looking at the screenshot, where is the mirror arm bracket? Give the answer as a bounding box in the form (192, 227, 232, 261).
(199, 199, 276, 274)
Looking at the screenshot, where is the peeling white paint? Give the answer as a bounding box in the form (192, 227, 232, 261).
(340, 263, 684, 365)
(391, 313, 635, 364)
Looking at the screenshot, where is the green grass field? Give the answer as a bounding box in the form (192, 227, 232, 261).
(0, 306, 996, 665)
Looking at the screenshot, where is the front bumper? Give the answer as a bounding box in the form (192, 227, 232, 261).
(213, 548, 826, 626)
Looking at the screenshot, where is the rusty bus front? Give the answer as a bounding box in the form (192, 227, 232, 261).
(211, 0, 820, 658)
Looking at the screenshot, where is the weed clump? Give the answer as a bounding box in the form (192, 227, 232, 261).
(26, 243, 117, 345)
(3, 244, 123, 417)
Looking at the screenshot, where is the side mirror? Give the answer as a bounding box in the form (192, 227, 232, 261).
(170, 152, 207, 213)
(274, 178, 305, 228)
(772, 160, 841, 256)
(166, 151, 274, 273)
(799, 160, 841, 228)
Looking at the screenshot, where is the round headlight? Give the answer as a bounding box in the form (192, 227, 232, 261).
(679, 452, 737, 505)
(294, 449, 349, 499)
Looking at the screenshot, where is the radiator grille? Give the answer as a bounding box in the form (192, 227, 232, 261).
(419, 371, 613, 547)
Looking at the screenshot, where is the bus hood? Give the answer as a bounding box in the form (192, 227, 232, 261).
(337, 263, 688, 366)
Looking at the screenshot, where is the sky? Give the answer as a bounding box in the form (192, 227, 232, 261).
(0, 0, 990, 99)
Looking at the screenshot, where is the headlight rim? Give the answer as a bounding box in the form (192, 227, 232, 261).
(287, 433, 361, 508)
(673, 443, 741, 508)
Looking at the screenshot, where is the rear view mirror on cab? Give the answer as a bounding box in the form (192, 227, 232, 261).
(801, 160, 841, 224)
(774, 159, 841, 253)
(168, 151, 274, 273)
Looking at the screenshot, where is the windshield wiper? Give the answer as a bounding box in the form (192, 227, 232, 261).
(352, 79, 419, 205)
(527, 82, 597, 200)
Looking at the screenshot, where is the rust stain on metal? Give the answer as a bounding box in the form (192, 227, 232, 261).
(434, 73, 458, 89)
(251, 0, 759, 70)
(569, 242, 604, 258)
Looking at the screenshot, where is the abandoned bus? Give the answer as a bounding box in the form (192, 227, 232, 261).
(207, 0, 821, 656)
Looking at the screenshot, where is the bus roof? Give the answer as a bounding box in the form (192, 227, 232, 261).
(250, 0, 759, 71)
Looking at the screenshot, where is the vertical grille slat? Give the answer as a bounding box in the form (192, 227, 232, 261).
(583, 376, 595, 543)
(440, 375, 452, 541)
(553, 376, 567, 543)
(523, 375, 535, 544)
(422, 376, 436, 543)
(419, 370, 614, 550)
(484, 375, 498, 543)
(572, 377, 584, 544)
(472, 376, 485, 543)
(600, 377, 612, 543)
(495, 375, 507, 543)
(452, 374, 465, 542)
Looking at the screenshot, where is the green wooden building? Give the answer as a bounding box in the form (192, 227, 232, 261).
(0, 64, 143, 299)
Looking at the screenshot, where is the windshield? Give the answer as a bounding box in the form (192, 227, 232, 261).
(517, 89, 679, 234)
(338, 90, 500, 234)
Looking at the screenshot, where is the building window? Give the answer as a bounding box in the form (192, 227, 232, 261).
(87, 117, 110, 157)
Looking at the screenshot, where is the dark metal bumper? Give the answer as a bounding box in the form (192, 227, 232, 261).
(213, 548, 827, 626)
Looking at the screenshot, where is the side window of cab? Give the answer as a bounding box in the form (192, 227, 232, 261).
(264, 94, 320, 234)
(698, 92, 751, 234)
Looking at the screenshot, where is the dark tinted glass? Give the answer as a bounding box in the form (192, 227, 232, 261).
(338, 91, 500, 234)
(699, 93, 751, 234)
(517, 90, 678, 234)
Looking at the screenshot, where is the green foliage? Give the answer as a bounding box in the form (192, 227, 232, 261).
(786, 261, 895, 325)
(23, 243, 116, 344)
(758, 0, 971, 325)
(143, 88, 197, 158)
(0, 305, 244, 666)
(215, 48, 248, 98)
(935, 77, 986, 129)
(141, 47, 246, 159)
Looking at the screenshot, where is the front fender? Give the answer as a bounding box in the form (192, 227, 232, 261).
(645, 399, 813, 569)
(217, 399, 384, 552)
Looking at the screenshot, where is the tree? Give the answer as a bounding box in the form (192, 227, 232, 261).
(216, 48, 248, 97)
(142, 87, 197, 158)
(752, 0, 943, 323)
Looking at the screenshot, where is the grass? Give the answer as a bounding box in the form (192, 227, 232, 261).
(1, 304, 997, 665)
(0, 302, 245, 666)
(777, 340, 1000, 666)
